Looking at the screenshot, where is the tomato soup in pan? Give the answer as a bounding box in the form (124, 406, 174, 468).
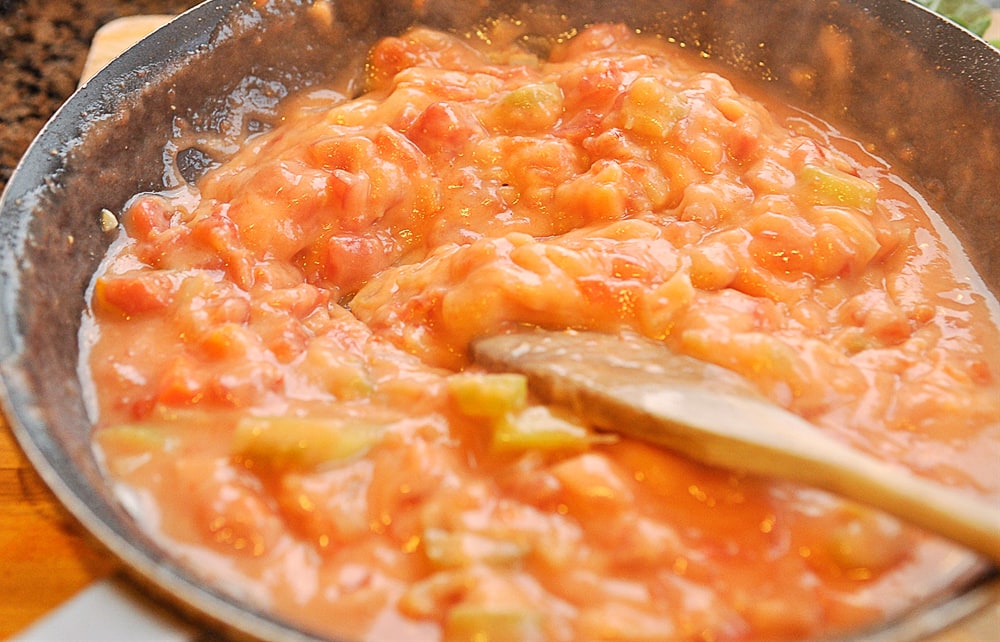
(83, 22, 1000, 641)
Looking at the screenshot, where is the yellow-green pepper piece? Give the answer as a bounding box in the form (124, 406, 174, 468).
(95, 424, 170, 454)
(489, 82, 563, 133)
(232, 416, 381, 471)
(448, 372, 528, 419)
(492, 406, 616, 453)
(799, 164, 877, 212)
(444, 603, 545, 642)
(621, 76, 687, 139)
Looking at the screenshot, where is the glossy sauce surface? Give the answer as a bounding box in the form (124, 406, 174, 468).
(83, 23, 1000, 641)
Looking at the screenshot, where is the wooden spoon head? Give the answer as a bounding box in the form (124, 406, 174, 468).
(472, 329, 1000, 566)
(472, 328, 761, 402)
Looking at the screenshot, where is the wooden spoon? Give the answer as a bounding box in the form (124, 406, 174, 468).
(471, 329, 1000, 565)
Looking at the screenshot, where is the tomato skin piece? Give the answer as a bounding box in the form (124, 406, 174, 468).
(93, 272, 177, 317)
(122, 195, 173, 242)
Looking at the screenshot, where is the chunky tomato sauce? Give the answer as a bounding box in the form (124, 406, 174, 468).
(83, 22, 1000, 641)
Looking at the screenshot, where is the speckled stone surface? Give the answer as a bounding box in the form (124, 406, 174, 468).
(0, 0, 196, 192)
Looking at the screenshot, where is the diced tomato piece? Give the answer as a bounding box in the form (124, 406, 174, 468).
(122, 195, 173, 242)
(308, 233, 397, 295)
(366, 36, 421, 91)
(197, 323, 255, 360)
(406, 101, 486, 157)
(94, 271, 178, 317)
(156, 355, 205, 405)
(189, 208, 255, 288)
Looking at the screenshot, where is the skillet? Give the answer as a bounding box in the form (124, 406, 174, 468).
(0, 0, 998, 639)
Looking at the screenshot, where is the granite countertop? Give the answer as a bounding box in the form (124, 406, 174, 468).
(0, 2, 198, 635)
(0, 0, 197, 194)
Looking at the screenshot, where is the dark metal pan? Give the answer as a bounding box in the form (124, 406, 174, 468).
(1, 0, 998, 639)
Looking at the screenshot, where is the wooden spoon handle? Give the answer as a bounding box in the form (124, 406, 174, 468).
(473, 330, 1000, 564)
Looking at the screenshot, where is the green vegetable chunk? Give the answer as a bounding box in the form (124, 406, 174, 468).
(444, 604, 545, 642)
(448, 372, 528, 418)
(232, 416, 381, 471)
(492, 405, 616, 453)
(489, 82, 564, 133)
(798, 164, 878, 212)
(621, 76, 687, 139)
(95, 425, 170, 454)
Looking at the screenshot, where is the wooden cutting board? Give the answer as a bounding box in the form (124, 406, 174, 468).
(3, 11, 997, 641)
(79, 14, 173, 83)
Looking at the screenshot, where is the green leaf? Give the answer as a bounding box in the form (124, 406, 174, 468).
(916, 0, 993, 37)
